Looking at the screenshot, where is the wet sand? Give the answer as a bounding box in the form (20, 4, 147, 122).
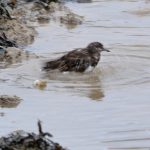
(0, 0, 150, 150)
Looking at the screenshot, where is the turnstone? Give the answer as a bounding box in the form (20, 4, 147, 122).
(43, 42, 110, 72)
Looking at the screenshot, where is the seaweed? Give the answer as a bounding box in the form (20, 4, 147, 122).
(0, 121, 67, 150)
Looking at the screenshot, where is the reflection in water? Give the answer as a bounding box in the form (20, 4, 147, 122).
(43, 70, 104, 100)
(0, 112, 5, 117)
(131, 8, 150, 17)
(61, 22, 81, 30)
(76, 0, 92, 3)
(37, 17, 50, 24)
(129, 1, 150, 17)
(88, 88, 104, 101)
(103, 128, 150, 150)
(0, 101, 20, 108)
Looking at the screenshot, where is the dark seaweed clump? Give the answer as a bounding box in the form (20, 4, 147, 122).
(0, 121, 67, 150)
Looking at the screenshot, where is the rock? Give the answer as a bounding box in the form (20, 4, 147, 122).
(0, 95, 21, 108)
(0, 121, 67, 150)
(0, 0, 83, 47)
(0, 32, 17, 47)
(0, 0, 83, 67)
(0, 19, 36, 47)
(11, 1, 83, 27)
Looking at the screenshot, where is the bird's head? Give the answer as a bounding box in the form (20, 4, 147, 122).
(87, 42, 110, 53)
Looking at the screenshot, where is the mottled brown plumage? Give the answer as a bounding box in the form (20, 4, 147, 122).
(43, 42, 110, 72)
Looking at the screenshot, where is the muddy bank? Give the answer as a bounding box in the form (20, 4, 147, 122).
(0, 0, 83, 67)
(0, 0, 83, 47)
(0, 19, 36, 47)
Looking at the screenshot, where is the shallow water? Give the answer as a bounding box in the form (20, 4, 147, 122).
(0, 0, 150, 150)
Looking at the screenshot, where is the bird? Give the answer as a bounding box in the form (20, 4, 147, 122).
(42, 42, 110, 73)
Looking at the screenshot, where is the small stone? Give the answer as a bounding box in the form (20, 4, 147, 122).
(34, 79, 47, 90)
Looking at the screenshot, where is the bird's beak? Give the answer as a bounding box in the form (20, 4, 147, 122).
(102, 48, 110, 52)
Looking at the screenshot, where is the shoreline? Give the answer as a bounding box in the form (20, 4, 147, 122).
(0, 0, 83, 66)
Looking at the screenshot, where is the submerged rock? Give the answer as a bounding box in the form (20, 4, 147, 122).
(0, 47, 38, 68)
(0, 95, 21, 108)
(0, 121, 67, 150)
(0, 47, 37, 64)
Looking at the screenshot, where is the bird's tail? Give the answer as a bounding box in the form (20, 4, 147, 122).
(42, 59, 61, 71)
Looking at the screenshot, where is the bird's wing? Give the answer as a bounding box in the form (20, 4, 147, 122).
(58, 51, 91, 72)
(43, 48, 91, 72)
